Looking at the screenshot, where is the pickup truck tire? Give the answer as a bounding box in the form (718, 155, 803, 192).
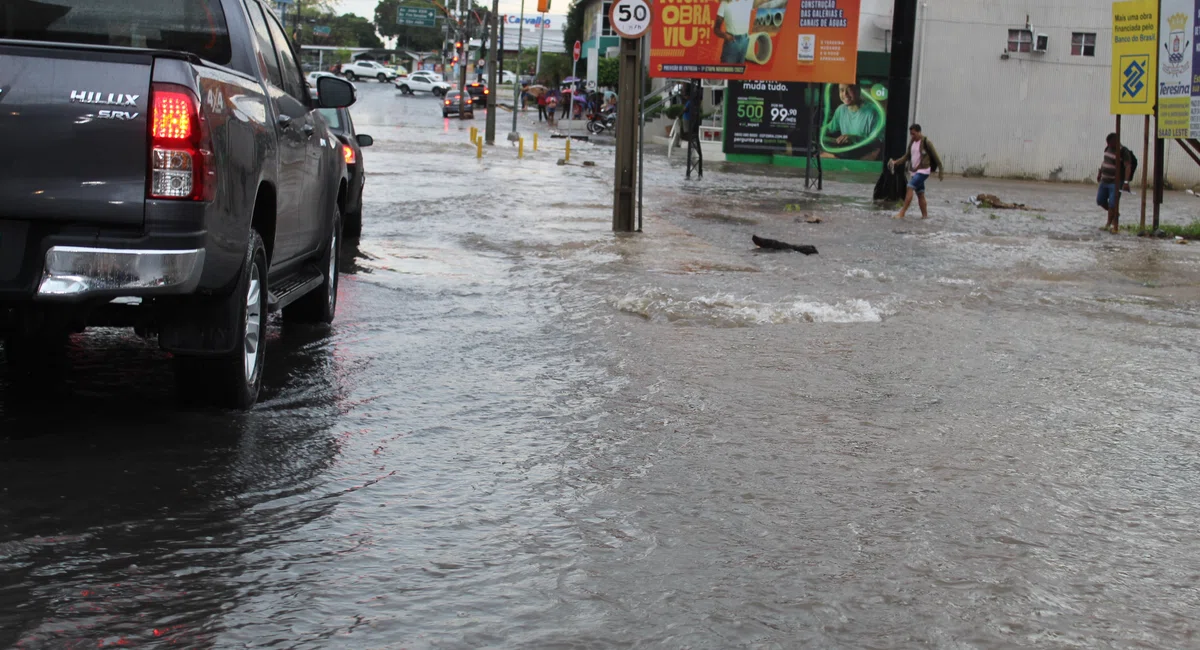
(345, 198, 363, 237)
(345, 71, 358, 81)
(398, 84, 411, 94)
(377, 73, 387, 82)
(284, 206, 341, 324)
(3, 330, 69, 371)
(433, 87, 446, 98)
(174, 230, 268, 410)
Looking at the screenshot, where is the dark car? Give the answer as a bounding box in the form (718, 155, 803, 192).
(442, 90, 475, 118)
(318, 108, 372, 236)
(465, 81, 490, 107)
(0, 0, 357, 409)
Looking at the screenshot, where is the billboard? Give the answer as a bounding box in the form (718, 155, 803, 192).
(1157, 3, 1193, 137)
(724, 81, 811, 154)
(1111, 0, 1157, 115)
(819, 77, 886, 160)
(723, 75, 886, 160)
(650, 0, 860, 83)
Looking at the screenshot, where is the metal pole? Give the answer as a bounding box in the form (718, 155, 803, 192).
(509, 0, 526, 139)
(1110, 115, 1123, 230)
(1153, 119, 1164, 231)
(535, 13, 546, 75)
(637, 37, 645, 232)
(612, 37, 640, 232)
(485, 0, 500, 144)
(568, 58, 577, 138)
(1140, 114, 1150, 231)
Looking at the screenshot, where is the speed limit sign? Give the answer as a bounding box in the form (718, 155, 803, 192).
(610, 0, 651, 39)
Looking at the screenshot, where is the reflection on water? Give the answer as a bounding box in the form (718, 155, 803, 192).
(2, 85, 1200, 648)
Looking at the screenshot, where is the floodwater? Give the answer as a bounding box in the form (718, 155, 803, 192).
(2, 84, 1200, 648)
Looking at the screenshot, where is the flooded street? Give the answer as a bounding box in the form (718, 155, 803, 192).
(3, 84, 1200, 648)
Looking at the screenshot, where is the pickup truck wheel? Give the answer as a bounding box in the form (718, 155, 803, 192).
(400, 85, 411, 95)
(433, 88, 446, 98)
(377, 73, 387, 82)
(284, 206, 341, 324)
(3, 331, 69, 372)
(345, 71, 358, 81)
(174, 231, 267, 410)
(345, 196, 363, 237)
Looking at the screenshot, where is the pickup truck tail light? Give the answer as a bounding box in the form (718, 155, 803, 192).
(148, 83, 215, 201)
(342, 143, 356, 165)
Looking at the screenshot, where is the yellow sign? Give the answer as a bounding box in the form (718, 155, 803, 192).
(1112, 0, 1158, 115)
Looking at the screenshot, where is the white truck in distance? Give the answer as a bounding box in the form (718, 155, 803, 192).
(396, 71, 452, 97)
(340, 60, 400, 82)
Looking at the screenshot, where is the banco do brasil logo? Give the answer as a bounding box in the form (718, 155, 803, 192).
(1122, 56, 1147, 101)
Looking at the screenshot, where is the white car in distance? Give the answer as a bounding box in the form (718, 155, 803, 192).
(340, 60, 400, 82)
(396, 71, 452, 97)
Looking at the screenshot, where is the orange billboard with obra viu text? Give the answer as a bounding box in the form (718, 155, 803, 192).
(649, 0, 860, 83)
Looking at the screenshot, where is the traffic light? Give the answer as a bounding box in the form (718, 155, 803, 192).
(537, 0, 551, 13)
(455, 40, 463, 50)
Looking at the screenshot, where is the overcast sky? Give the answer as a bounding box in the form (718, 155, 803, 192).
(338, 0, 559, 21)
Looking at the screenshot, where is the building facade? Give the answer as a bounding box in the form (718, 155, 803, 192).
(912, 0, 1198, 185)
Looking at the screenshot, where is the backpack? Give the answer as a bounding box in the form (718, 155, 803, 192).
(1121, 146, 1138, 179)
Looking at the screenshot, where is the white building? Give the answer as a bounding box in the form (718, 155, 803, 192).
(911, 1, 1198, 185)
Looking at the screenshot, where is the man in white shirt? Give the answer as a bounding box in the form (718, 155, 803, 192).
(714, 0, 754, 63)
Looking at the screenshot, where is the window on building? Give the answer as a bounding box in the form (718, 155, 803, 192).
(1071, 32, 1096, 56)
(1008, 29, 1033, 53)
(601, 1, 615, 36)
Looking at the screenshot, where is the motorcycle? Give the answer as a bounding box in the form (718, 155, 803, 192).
(587, 107, 617, 134)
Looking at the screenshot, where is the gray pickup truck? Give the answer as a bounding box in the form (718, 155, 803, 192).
(0, 0, 359, 408)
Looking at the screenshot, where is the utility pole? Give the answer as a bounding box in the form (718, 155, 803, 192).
(485, 0, 500, 143)
(535, 12, 546, 76)
(458, 0, 468, 96)
(508, 0, 526, 140)
(294, 0, 303, 46)
(612, 36, 639, 232)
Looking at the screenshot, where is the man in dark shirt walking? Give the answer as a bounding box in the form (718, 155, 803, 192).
(1097, 133, 1133, 233)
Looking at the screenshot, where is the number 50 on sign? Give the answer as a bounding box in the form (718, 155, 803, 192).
(611, 0, 651, 39)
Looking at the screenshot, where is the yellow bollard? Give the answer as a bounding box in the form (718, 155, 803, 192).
(476, 137, 483, 159)
(518, 137, 524, 159)
(565, 138, 571, 162)
(533, 133, 539, 151)
(470, 126, 478, 144)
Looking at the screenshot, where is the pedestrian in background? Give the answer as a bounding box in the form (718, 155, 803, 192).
(888, 124, 943, 220)
(537, 91, 547, 122)
(1096, 132, 1133, 233)
(546, 94, 558, 128)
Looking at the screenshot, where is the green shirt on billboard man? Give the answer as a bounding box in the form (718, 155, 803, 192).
(830, 84, 878, 146)
(714, 0, 754, 63)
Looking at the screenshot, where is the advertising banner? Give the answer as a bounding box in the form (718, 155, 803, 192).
(819, 77, 886, 160)
(650, 0, 860, 83)
(1157, 2, 1192, 137)
(724, 81, 810, 154)
(1110, 0, 1157, 115)
(723, 75, 887, 159)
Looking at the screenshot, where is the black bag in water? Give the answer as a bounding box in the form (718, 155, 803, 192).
(873, 164, 907, 201)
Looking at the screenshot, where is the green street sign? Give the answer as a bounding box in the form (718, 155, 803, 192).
(397, 6, 438, 27)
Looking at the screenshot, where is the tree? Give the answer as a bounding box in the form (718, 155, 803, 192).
(563, 0, 585, 54)
(374, 0, 489, 53)
(597, 56, 618, 87)
(537, 52, 572, 85)
(374, 0, 448, 51)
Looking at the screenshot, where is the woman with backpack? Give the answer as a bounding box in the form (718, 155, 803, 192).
(888, 124, 944, 220)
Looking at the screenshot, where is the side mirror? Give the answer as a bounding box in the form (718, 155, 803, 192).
(317, 76, 357, 108)
(356, 134, 374, 148)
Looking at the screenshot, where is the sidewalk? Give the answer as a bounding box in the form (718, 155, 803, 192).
(497, 102, 601, 141)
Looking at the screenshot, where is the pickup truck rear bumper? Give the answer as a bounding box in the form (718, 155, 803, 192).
(36, 246, 205, 300)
